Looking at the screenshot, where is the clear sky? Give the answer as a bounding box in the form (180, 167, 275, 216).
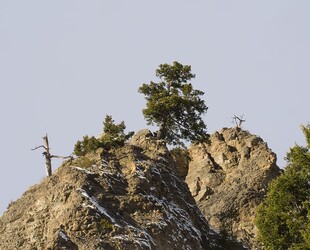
(1, 1, 309, 215)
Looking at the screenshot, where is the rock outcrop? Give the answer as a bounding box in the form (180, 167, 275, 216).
(186, 127, 281, 249)
(0, 129, 245, 250)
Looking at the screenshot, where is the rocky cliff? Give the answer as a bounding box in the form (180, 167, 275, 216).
(186, 127, 281, 249)
(0, 130, 245, 250)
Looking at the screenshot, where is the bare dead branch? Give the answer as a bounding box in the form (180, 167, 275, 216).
(32, 134, 72, 177)
(232, 115, 246, 128)
(31, 145, 47, 151)
(32, 134, 53, 176)
(51, 155, 73, 160)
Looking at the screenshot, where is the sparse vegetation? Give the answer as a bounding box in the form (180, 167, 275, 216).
(74, 156, 95, 168)
(99, 218, 114, 230)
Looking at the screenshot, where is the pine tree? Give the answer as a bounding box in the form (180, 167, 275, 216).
(139, 61, 209, 146)
(256, 125, 310, 250)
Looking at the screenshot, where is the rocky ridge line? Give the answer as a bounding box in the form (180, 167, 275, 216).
(0, 129, 246, 250)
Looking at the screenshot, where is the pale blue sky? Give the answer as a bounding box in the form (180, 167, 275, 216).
(1, 1, 309, 215)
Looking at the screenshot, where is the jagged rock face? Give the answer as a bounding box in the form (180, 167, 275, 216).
(0, 129, 244, 250)
(186, 127, 281, 249)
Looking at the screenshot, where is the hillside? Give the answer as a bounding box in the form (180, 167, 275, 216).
(0, 128, 281, 249)
(0, 129, 247, 250)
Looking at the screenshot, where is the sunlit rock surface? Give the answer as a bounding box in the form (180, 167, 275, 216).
(186, 127, 281, 249)
(0, 129, 246, 250)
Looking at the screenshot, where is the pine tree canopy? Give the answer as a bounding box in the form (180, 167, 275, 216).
(255, 124, 310, 250)
(138, 61, 209, 146)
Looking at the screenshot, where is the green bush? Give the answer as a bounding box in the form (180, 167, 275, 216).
(73, 115, 134, 156)
(74, 135, 101, 157)
(100, 115, 134, 149)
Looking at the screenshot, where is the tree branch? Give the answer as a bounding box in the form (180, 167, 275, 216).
(32, 135, 53, 176)
(170, 116, 195, 136)
(31, 145, 47, 151)
(50, 155, 73, 160)
(232, 115, 246, 128)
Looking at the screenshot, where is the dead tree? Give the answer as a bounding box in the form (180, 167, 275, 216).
(232, 115, 246, 128)
(32, 134, 71, 177)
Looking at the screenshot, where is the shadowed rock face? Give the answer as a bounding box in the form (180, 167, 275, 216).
(0, 129, 246, 250)
(186, 127, 281, 249)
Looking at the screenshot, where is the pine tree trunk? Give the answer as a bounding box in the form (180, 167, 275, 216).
(157, 121, 167, 140)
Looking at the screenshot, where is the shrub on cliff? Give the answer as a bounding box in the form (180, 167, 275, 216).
(73, 115, 133, 156)
(74, 135, 101, 157)
(99, 115, 134, 149)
